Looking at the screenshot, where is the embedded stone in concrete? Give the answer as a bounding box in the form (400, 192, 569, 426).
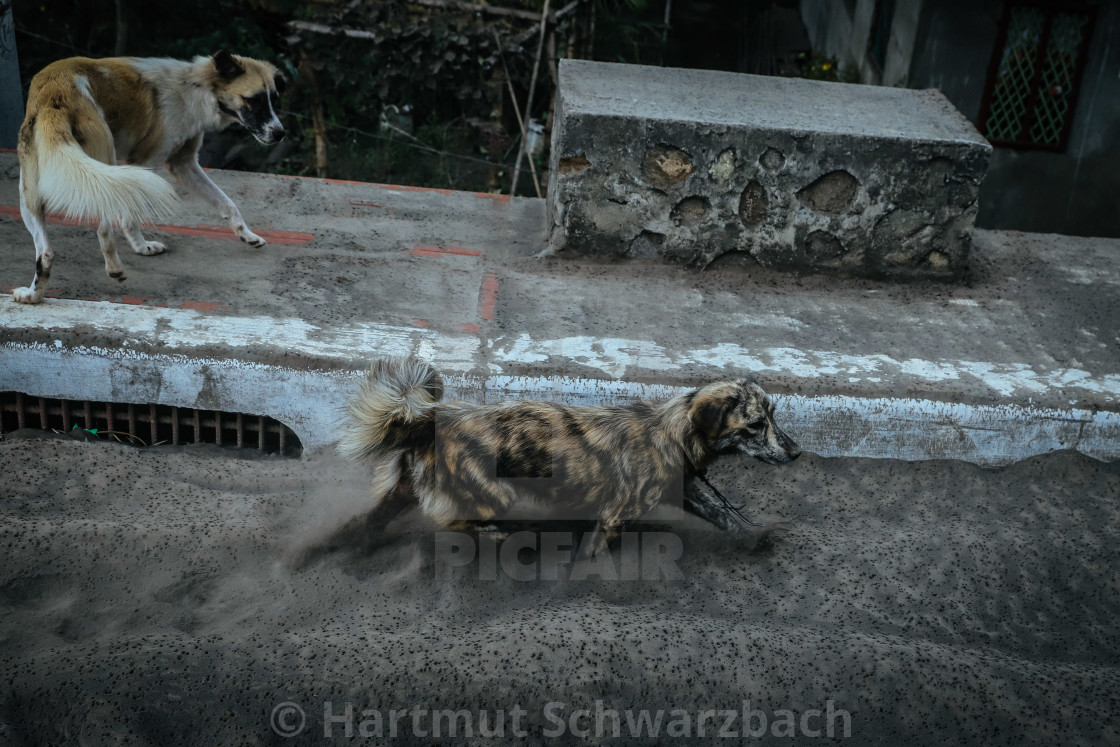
(804, 230, 846, 264)
(797, 170, 860, 215)
(641, 145, 694, 189)
(558, 154, 591, 174)
(671, 196, 710, 227)
(739, 180, 767, 226)
(708, 148, 737, 184)
(759, 147, 786, 171)
(547, 59, 992, 279)
(627, 229, 665, 258)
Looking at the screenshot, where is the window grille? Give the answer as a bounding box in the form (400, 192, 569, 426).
(978, 2, 1096, 151)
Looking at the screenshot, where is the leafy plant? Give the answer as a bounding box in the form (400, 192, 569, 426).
(783, 52, 859, 83)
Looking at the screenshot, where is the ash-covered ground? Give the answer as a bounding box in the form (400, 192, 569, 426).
(0, 434, 1117, 745)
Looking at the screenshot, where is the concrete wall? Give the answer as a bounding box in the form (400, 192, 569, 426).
(882, 0, 923, 87)
(803, 0, 1120, 239)
(801, 0, 874, 80)
(0, 4, 22, 150)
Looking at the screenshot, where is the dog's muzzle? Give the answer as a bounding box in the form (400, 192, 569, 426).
(772, 426, 802, 463)
(757, 424, 801, 465)
(256, 125, 285, 144)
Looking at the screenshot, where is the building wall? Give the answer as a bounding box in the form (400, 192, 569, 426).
(801, 0, 875, 79)
(802, 0, 1120, 239)
(0, 5, 22, 150)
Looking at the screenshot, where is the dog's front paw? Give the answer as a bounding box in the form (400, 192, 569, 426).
(236, 225, 266, 247)
(133, 241, 167, 256)
(12, 286, 44, 304)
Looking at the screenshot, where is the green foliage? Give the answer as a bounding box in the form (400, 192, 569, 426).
(294, 3, 520, 132)
(591, 0, 667, 65)
(15, 0, 283, 93)
(332, 120, 495, 189)
(282, 2, 550, 190)
(784, 52, 859, 84)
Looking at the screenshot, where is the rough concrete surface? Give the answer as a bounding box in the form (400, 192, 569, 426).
(0, 436, 1117, 745)
(546, 61, 991, 278)
(1, 153, 1119, 463)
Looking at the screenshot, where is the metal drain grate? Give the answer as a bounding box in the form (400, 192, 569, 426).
(1, 392, 302, 457)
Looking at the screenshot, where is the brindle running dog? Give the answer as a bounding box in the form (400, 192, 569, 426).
(339, 357, 802, 556)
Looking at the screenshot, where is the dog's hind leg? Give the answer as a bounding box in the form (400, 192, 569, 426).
(355, 453, 419, 532)
(577, 489, 654, 560)
(360, 480, 418, 530)
(292, 459, 418, 565)
(576, 522, 618, 560)
(119, 221, 167, 256)
(78, 114, 164, 265)
(322, 478, 417, 553)
(167, 134, 265, 247)
(578, 476, 677, 559)
(97, 221, 127, 282)
(13, 171, 53, 304)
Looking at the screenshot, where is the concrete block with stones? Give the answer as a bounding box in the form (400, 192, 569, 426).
(547, 60, 992, 279)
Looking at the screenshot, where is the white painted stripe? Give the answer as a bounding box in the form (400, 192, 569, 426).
(3, 341, 1118, 465)
(491, 333, 1120, 400)
(3, 300, 1119, 403)
(0, 300, 480, 371)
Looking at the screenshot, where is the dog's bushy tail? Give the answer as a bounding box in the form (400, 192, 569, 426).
(29, 107, 178, 225)
(338, 357, 445, 462)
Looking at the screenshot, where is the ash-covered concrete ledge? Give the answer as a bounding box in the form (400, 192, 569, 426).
(4, 338, 1118, 465)
(3, 300, 1119, 465)
(547, 60, 992, 279)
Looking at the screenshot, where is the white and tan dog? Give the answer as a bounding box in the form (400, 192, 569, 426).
(13, 50, 285, 304)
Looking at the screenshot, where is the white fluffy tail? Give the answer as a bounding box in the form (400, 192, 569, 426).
(36, 142, 178, 225)
(338, 358, 445, 462)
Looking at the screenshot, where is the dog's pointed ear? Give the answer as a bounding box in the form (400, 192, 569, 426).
(212, 49, 244, 80)
(690, 394, 737, 440)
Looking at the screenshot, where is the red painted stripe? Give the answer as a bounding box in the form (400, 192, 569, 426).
(409, 245, 484, 258)
(0, 205, 314, 245)
(411, 319, 431, 328)
(457, 322, 481, 333)
(381, 184, 455, 196)
(290, 175, 510, 202)
(274, 173, 379, 187)
(479, 274, 499, 321)
(1, 285, 61, 297)
(373, 183, 511, 202)
(160, 224, 314, 245)
(116, 295, 150, 305)
(179, 300, 229, 311)
(445, 246, 484, 257)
